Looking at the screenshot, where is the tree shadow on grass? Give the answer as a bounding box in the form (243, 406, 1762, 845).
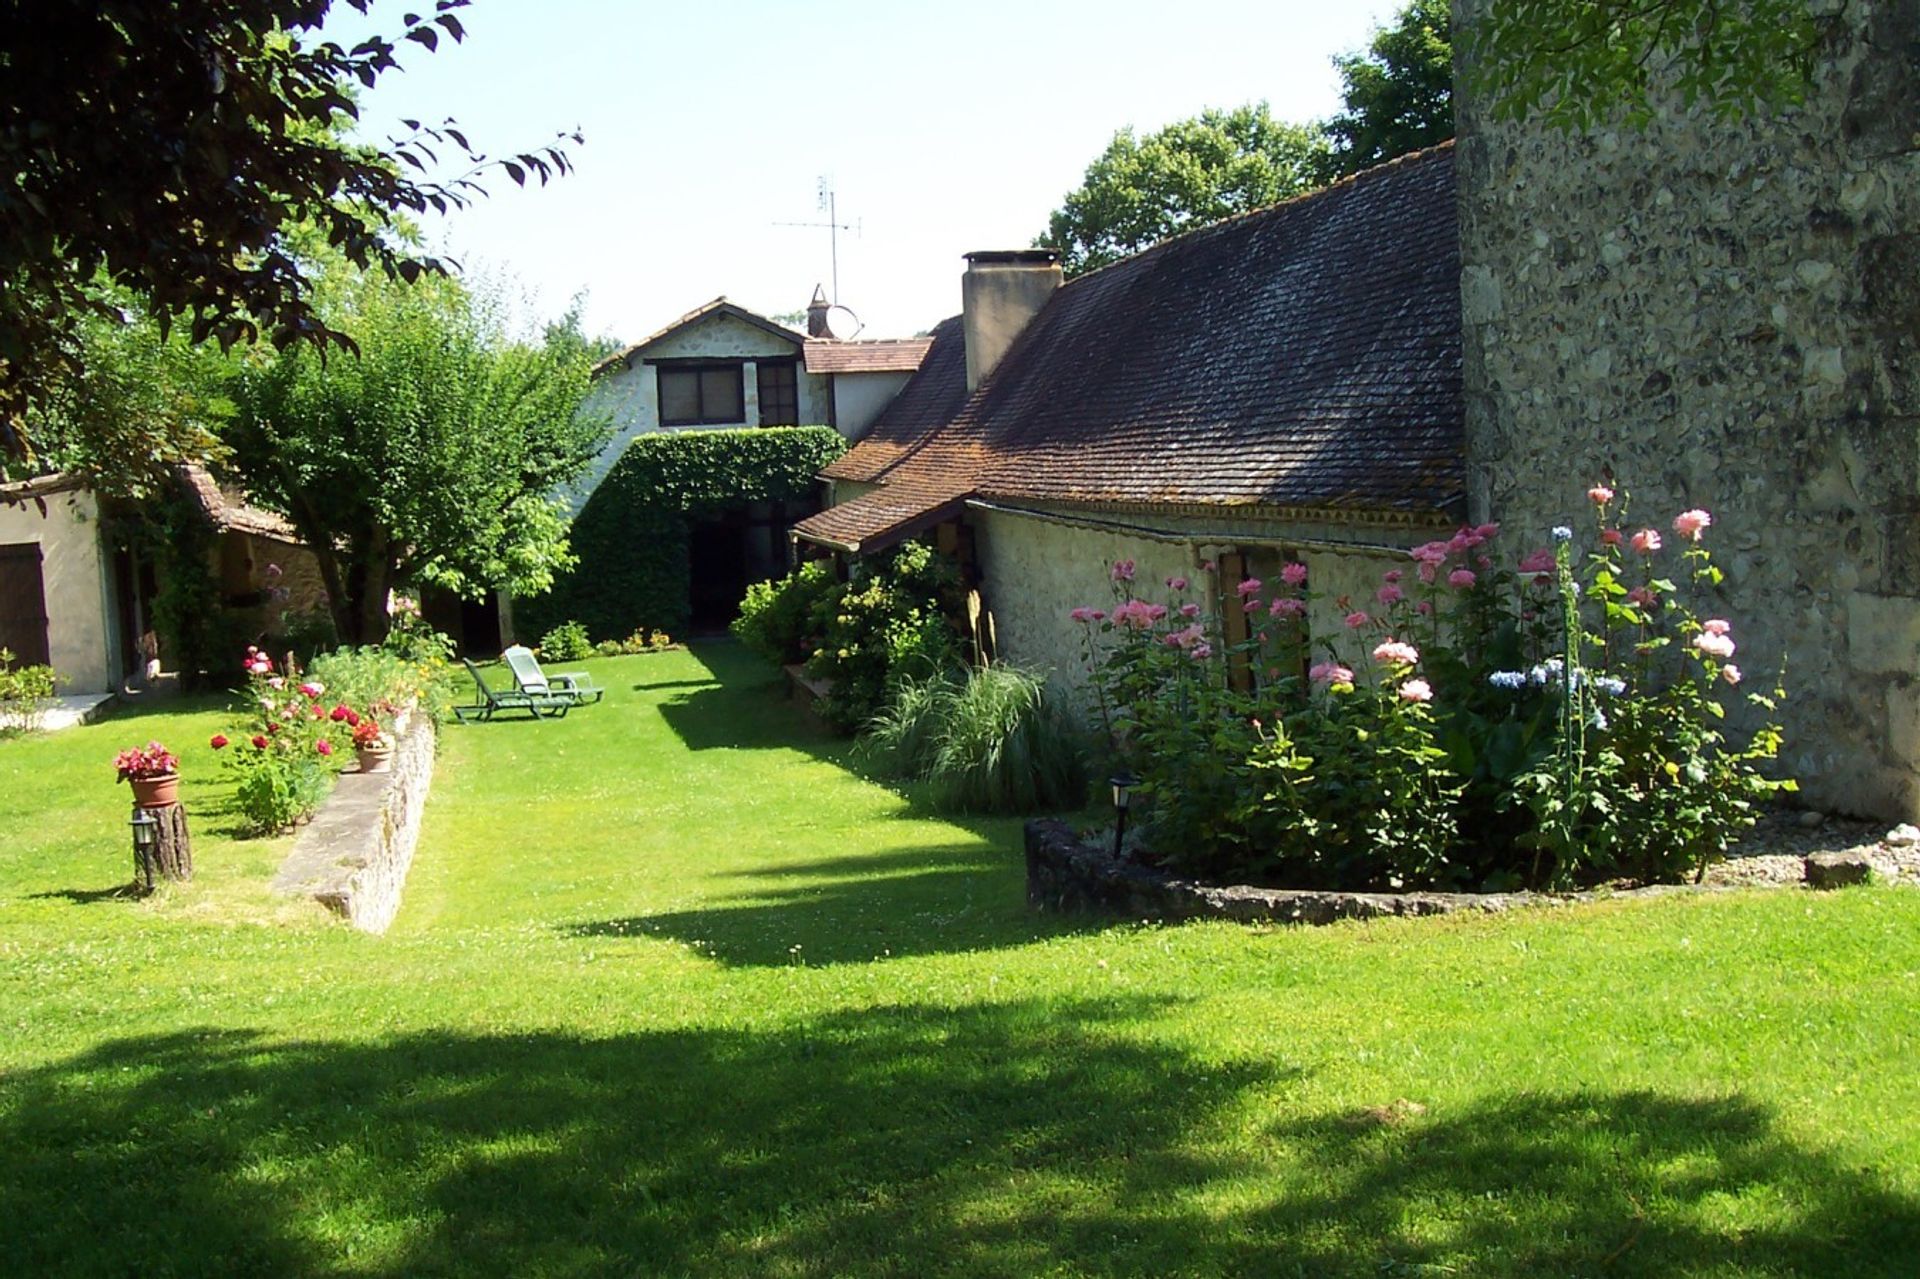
(4, 1007, 1915, 1278)
(564, 854, 1106, 966)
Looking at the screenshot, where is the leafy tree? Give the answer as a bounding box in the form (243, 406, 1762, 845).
(1, 0, 578, 464)
(1320, 0, 1455, 180)
(1459, 0, 1823, 130)
(1036, 105, 1329, 277)
(227, 270, 610, 645)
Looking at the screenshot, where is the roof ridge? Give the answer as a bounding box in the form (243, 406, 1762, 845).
(1063, 139, 1456, 291)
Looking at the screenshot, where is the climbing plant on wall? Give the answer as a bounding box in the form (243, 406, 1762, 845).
(521, 426, 846, 642)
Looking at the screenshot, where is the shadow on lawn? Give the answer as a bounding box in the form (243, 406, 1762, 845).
(564, 854, 1096, 966)
(4, 1005, 1914, 1278)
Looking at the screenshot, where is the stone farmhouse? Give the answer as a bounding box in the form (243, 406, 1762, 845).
(790, 3, 1920, 821)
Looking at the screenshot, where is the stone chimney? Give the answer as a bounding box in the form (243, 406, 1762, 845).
(961, 249, 1062, 391)
(806, 284, 831, 338)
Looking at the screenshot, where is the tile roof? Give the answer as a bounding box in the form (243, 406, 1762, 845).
(178, 465, 302, 542)
(819, 315, 969, 483)
(794, 144, 1463, 552)
(591, 298, 801, 377)
(802, 337, 934, 375)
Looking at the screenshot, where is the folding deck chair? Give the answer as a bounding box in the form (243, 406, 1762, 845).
(453, 658, 575, 722)
(502, 644, 605, 706)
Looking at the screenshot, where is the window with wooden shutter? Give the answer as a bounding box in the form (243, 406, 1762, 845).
(0, 542, 52, 667)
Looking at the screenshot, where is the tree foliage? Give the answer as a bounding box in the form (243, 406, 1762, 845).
(1, 0, 579, 463)
(1459, 0, 1824, 130)
(1320, 0, 1455, 180)
(227, 270, 609, 645)
(1035, 105, 1328, 277)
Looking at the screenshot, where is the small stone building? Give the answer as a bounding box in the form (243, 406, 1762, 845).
(793, 146, 1464, 692)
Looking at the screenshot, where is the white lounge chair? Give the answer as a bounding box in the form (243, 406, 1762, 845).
(502, 645, 605, 706)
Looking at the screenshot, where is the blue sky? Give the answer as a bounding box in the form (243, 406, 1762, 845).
(329, 1, 1400, 342)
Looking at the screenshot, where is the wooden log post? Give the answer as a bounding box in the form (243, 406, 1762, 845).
(134, 803, 193, 893)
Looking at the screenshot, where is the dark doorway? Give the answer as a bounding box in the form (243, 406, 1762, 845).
(420, 588, 505, 658)
(686, 500, 811, 635)
(0, 542, 51, 666)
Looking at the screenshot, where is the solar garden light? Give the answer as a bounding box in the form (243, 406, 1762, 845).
(1109, 771, 1139, 859)
(130, 805, 159, 855)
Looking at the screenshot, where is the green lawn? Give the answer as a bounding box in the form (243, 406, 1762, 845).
(2, 642, 1917, 1277)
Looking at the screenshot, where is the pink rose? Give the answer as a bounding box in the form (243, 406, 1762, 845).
(1242, 598, 1261, 613)
(1692, 632, 1736, 660)
(1417, 560, 1439, 585)
(210, 734, 229, 750)
(1236, 577, 1262, 597)
(1631, 529, 1663, 555)
(1309, 662, 1355, 685)
(329, 705, 350, 722)
(1416, 601, 1434, 616)
(1270, 597, 1305, 617)
(1722, 664, 1743, 685)
(250, 734, 268, 750)
(1588, 485, 1615, 505)
(1372, 639, 1420, 666)
(1200, 559, 1217, 573)
(1600, 528, 1623, 547)
(298, 681, 324, 698)
(1180, 602, 1201, 618)
(1399, 678, 1434, 703)
(1627, 586, 1658, 608)
(1191, 642, 1213, 661)
(1376, 584, 1404, 604)
(1110, 559, 1136, 582)
(1166, 575, 1189, 591)
(1474, 522, 1500, 540)
(1069, 607, 1098, 623)
(1383, 569, 1402, 584)
(316, 740, 333, 756)
(1702, 618, 1731, 636)
(1344, 610, 1370, 629)
(1672, 509, 1712, 541)
(1448, 569, 1477, 588)
(1281, 562, 1308, 587)
(1518, 549, 1554, 575)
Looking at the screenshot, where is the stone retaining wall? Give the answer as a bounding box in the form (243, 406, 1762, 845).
(1024, 819, 1728, 926)
(272, 713, 436, 933)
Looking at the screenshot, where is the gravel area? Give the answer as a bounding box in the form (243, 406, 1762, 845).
(1707, 808, 1920, 888)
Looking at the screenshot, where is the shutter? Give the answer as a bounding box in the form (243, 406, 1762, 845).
(1217, 550, 1253, 692)
(0, 543, 52, 667)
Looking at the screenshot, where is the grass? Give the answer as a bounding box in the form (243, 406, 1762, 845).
(1, 641, 1917, 1276)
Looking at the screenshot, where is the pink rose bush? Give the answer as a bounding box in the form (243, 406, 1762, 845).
(1070, 484, 1790, 893)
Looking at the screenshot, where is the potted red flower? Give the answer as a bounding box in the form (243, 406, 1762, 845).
(115, 740, 181, 807)
(351, 715, 395, 774)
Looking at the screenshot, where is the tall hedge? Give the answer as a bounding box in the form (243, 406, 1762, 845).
(521, 426, 845, 641)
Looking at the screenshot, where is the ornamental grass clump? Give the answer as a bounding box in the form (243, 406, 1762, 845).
(865, 665, 1088, 816)
(1074, 487, 1791, 892)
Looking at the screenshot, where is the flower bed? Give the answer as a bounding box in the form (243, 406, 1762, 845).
(1073, 488, 1793, 893)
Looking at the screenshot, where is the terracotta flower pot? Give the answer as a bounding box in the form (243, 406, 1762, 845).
(356, 747, 394, 775)
(129, 773, 180, 808)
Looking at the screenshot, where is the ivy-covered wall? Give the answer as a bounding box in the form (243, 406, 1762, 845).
(521, 426, 845, 642)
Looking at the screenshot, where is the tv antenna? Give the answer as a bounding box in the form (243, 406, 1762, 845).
(774, 176, 860, 303)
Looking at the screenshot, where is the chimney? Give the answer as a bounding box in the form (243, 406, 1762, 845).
(961, 249, 1061, 391)
(806, 284, 831, 338)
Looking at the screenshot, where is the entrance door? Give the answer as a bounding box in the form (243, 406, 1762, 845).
(0, 542, 51, 666)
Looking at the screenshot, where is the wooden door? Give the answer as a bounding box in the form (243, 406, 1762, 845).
(0, 542, 51, 667)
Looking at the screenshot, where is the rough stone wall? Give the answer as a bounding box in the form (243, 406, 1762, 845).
(1456, 0, 1920, 818)
(271, 711, 436, 933)
(970, 505, 1435, 715)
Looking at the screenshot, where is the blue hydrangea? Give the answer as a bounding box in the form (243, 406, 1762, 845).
(1593, 675, 1627, 696)
(1551, 525, 1574, 543)
(1590, 707, 1609, 731)
(1528, 658, 1565, 687)
(1488, 670, 1529, 690)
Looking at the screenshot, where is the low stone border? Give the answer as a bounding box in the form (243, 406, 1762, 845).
(271, 712, 436, 933)
(1024, 820, 1743, 926)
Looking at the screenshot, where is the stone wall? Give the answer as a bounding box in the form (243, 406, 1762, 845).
(271, 711, 436, 933)
(1455, 0, 1920, 818)
(971, 503, 1440, 715)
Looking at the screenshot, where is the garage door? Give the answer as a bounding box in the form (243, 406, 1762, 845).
(0, 542, 51, 667)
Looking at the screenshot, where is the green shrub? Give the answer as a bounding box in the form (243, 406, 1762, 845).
(231, 750, 333, 836)
(538, 620, 593, 662)
(308, 645, 454, 724)
(593, 628, 677, 657)
(803, 542, 963, 733)
(867, 666, 1089, 815)
(732, 559, 838, 666)
(0, 648, 58, 732)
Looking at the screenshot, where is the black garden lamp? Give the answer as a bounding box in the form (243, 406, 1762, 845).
(1109, 771, 1140, 859)
(129, 806, 159, 855)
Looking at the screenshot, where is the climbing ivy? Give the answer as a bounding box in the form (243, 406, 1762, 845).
(521, 426, 845, 641)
